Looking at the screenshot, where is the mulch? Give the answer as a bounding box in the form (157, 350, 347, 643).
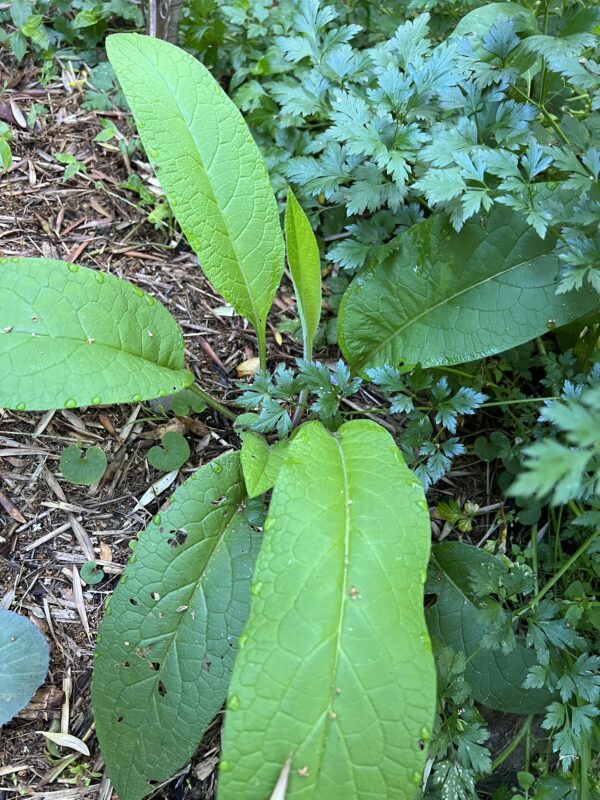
(0, 51, 519, 800)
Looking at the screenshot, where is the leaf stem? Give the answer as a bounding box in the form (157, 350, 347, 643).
(491, 716, 532, 771)
(514, 530, 598, 616)
(257, 326, 268, 372)
(189, 384, 237, 422)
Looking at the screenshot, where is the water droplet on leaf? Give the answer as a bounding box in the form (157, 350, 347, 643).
(251, 581, 263, 597)
(65, 399, 77, 409)
(227, 694, 241, 711)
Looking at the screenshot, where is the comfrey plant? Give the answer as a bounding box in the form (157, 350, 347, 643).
(0, 29, 595, 800)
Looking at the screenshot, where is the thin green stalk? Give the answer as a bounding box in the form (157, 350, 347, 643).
(580, 735, 591, 800)
(257, 326, 267, 372)
(491, 717, 532, 771)
(515, 530, 598, 617)
(189, 383, 237, 422)
(481, 396, 558, 408)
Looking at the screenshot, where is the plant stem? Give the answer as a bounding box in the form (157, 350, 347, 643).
(491, 716, 532, 771)
(257, 326, 267, 371)
(515, 530, 598, 616)
(481, 396, 558, 408)
(189, 384, 237, 422)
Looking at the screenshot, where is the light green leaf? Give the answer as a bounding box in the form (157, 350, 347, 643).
(240, 432, 289, 498)
(219, 420, 435, 799)
(427, 542, 552, 714)
(92, 453, 261, 800)
(0, 609, 49, 726)
(0, 258, 192, 411)
(147, 431, 190, 472)
(106, 33, 284, 351)
(451, 2, 538, 53)
(338, 206, 597, 372)
(60, 445, 107, 485)
(284, 188, 322, 359)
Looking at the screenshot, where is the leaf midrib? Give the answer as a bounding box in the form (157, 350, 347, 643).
(353, 245, 552, 369)
(131, 41, 264, 329)
(5, 329, 181, 372)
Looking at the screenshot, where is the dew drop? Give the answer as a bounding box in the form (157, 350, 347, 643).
(133, 287, 144, 297)
(144, 295, 155, 306)
(251, 581, 263, 597)
(211, 462, 223, 474)
(16, 402, 26, 411)
(420, 633, 432, 652)
(419, 568, 427, 584)
(238, 634, 248, 649)
(420, 726, 431, 741)
(263, 517, 274, 531)
(412, 771, 422, 785)
(227, 694, 241, 711)
(417, 499, 428, 511)
(91, 396, 101, 405)
(132, 394, 142, 402)
(120, 576, 128, 585)
(65, 399, 77, 409)
(129, 555, 137, 564)
(153, 514, 162, 525)
(129, 540, 137, 550)
(67, 262, 79, 273)
(220, 761, 231, 773)
(95, 273, 106, 284)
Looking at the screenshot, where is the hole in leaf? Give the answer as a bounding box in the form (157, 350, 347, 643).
(149, 661, 160, 671)
(157, 681, 167, 697)
(123, 661, 130, 668)
(167, 528, 188, 548)
(129, 597, 138, 606)
(116, 716, 123, 723)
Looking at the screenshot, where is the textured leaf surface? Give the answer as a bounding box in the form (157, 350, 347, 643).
(240, 432, 288, 498)
(285, 189, 322, 357)
(92, 453, 261, 800)
(0, 258, 192, 411)
(427, 542, 552, 713)
(338, 207, 597, 371)
(219, 420, 435, 799)
(0, 609, 49, 726)
(107, 33, 284, 339)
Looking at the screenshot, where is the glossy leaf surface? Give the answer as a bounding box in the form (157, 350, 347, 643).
(219, 420, 435, 799)
(0, 258, 192, 411)
(427, 542, 552, 713)
(338, 207, 597, 371)
(92, 453, 261, 800)
(107, 33, 284, 340)
(240, 432, 289, 498)
(284, 188, 322, 358)
(0, 609, 49, 726)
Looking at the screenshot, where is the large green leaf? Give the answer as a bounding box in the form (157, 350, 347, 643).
(106, 33, 284, 349)
(427, 542, 552, 714)
(219, 420, 436, 799)
(92, 453, 261, 800)
(0, 258, 192, 411)
(338, 206, 597, 372)
(0, 610, 49, 726)
(240, 432, 289, 498)
(284, 188, 322, 359)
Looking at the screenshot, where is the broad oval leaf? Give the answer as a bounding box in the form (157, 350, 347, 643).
(92, 453, 262, 800)
(0, 258, 192, 411)
(451, 2, 538, 58)
(338, 206, 597, 372)
(284, 188, 322, 359)
(106, 33, 284, 344)
(427, 542, 552, 713)
(240, 432, 289, 498)
(219, 420, 436, 799)
(0, 609, 49, 726)
(60, 445, 107, 485)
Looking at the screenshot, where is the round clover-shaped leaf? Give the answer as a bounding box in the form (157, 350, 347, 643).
(0, 609, 49, 726)
(60, 445, 107, 485)
(170, 389, 207, 416)
(81, 560, 105, 585)
(147, 431, 190, 472)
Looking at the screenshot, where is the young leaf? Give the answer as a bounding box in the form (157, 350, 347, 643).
(147, 431, 190, 472)
(219, 420, 435, 799)
(240, 431, 289, 498)
(338, 205, 597, 372)
(0, 258, 192, 411)
(0, 609, 49, 726)
(284, 188, 322, 359)
(92, 453, 261, 800)
(427, 542, 552, 713)
(106, 33, 285, 354)
(60, 445, 107, 486)
(80, 560, 105, 585)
